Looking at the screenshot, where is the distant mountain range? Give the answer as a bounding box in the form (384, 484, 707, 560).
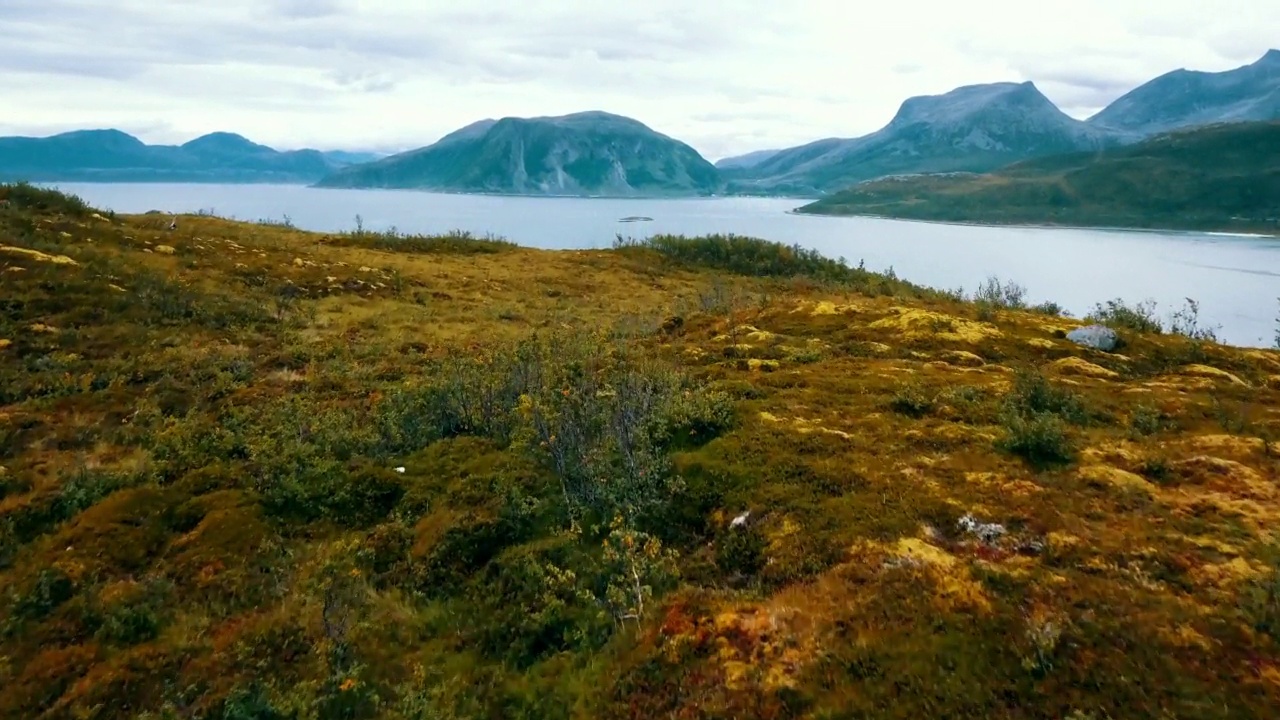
(314, 111, 721, 197)
(0, 130, 382, 183)
(1087, 49, 1280, 135)
(721, 49, 1279, 195)
(713, 149, 782, 170)
(4, 49, 1276, 198)
(796, 120, 1280, 234)
(725, 82, 1120, 195)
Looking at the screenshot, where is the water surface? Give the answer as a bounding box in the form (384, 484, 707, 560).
(50, 182, 1280, 348)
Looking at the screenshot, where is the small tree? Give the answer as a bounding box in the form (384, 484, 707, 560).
(600, 515, 679, 625)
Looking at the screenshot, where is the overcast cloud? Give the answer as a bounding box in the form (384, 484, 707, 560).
(1, 0, 1276, 160)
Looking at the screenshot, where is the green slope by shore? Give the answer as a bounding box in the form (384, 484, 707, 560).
(797, 121, 1280, 235)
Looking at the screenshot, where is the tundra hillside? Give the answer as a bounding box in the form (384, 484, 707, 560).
(2, 184, 1280, 719)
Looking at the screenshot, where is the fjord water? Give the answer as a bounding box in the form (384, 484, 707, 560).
(52, 182, 1280, 348)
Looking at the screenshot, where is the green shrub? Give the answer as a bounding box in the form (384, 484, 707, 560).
(8, 566, 76, 626)
(889, 381, 935, 418)
(997, 411, 1075, 468)
(324, 228, 516, 255)
(1086, 298, 1162, 334)
(1032, 301, 1066, 316)
(1167, 298, 1219, 342)
(613, 233, 923, 295)
(973, 275, 1028, 309)
(471, 538, 611, 667)
(0, 183, 92, 217)
(92, 579, 173, 646)
(1005, 368, 1093, 426)
(651, 389, 736, 447)
(1128, 405, 1172, 437)
(716, 523, 767, 577)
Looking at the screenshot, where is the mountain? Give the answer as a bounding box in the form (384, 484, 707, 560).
(320, 150, 384, 166)
(1088, 49, 1280, 136)
(797, 120, 1280, 234)
(714, 149, 782, 170)
(731, 82, 1120, 195)
(0, 130, 367, 183)
(315, 111, 722, 196)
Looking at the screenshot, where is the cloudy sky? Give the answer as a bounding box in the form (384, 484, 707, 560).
(2, 0, 1276, 160)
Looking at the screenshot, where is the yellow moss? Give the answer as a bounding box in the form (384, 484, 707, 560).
(1077, 465, 1154, 493)
(941, 350, 985, 367)
(1038, 321, 1080, 334)
(963, 472, 1043, 497)
(869, 307, 1001, 343)
(1186, 434, 1269, 456)
(894, 538, 957, 567)
(1079, 442, 1144, 468)
(1189, 558, 1267, 589)
(746, 358, 780, 372)
(790, 417, 852, 439)
(767, 516, 802, 554)
(892, 538, 991, 613)
(809, 301, 842, 315)
(1048, 356, 1120, 380)
(745, 329, 779, 343)
(1241, 350, 1280, 372)
(1180, 364, 1247, 386)
(0, 244, 79, 265)
(1026, 338, 1057, 349)
(1173, 456, 1271, 500)
(1047, 532, 1082, 550)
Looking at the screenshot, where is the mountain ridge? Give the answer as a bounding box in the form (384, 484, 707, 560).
(730, 81, 1119, 195)
(0, 129, 382, 183)
(1087, 49, 1280, 135)
(796, 120, 1280, 234)
(315, 111, 722, 197)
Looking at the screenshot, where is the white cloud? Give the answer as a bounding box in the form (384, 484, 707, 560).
(0, 0, 1275, 160)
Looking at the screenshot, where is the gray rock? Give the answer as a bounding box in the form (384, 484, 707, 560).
(1066, 324, 1119, 352)
(958, 514, 1006, 544)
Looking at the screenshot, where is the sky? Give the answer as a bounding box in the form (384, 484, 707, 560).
(1, 0, 1277, 161)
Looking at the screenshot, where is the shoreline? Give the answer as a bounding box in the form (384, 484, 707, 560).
(786, 209, 1280, 239)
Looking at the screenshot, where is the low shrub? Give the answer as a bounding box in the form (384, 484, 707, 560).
(1086, 298, 1162, 334)
(997, 411, 1076, 468)
(889, 381, 935, 418)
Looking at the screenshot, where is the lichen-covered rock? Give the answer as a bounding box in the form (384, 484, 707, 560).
(1065, 324, 1119, 352)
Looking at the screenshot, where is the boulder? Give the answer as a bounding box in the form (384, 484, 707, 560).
(1065, 324, 1119, 352)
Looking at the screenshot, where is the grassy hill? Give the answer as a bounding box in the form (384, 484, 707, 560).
(798, 121, 1280, 234)
(3, 185, 1280, 719)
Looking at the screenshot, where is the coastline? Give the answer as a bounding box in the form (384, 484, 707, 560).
(786, 209, 1280, 239)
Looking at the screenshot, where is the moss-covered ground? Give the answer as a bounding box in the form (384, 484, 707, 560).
(2, 184, 1280, 719)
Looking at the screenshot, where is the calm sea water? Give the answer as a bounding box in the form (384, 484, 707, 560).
(49, 182, 1280, 348)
